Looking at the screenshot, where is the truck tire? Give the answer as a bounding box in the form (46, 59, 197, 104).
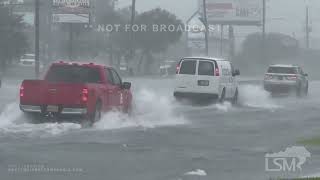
(82, 101, 102, 128)
(92, 101, 102, 123)
(124, 102, 133, 115)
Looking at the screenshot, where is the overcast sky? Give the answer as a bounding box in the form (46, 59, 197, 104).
(117, 0, 320, 42)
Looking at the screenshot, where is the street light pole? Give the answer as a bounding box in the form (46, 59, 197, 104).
(203, 0, 209, 56)
(35, 0, 40, 78)
(262, 0, 266, 60)
(130, 0, 136, 58)
(306, 5, 310, 49)
(186, 11, 199, 56)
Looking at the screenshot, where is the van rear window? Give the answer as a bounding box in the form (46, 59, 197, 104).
(179, 60, 196, 75)
(267, 67, 297, 74)
(198, 61, 214, 76)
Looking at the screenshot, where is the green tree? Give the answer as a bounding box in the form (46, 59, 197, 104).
(134, 8, 184, 73)
(0, 5, 28, 72)
(97, 7, 133, 69)
(235, 32, 300, 74)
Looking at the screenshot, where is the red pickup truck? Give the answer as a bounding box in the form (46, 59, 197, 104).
(19, 61, 132, 124)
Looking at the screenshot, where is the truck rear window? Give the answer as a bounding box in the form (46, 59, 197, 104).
(46, 65, 101, 83)
(179, 60, 196, 75)
(267, 67, 297, 74)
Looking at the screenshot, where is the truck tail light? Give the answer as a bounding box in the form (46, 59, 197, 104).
(20, 85, 24, 97)
(81, 88, 89, 102)
(176, 64, 180, 74)
(215, 68, 220, 76)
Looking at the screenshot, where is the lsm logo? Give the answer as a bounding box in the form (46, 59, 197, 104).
(265, 146, 311, 172)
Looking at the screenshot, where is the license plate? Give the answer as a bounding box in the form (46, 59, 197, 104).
(198, 80, 209, 86)
(278, 76, 283, 80)
(47, 105, 59, 112)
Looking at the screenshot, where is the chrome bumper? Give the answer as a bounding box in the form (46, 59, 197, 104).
(20, 105, 42, 113)
(20, 105, 87, 115)
(61, 108, 87, 115)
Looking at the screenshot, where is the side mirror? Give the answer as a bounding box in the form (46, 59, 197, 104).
(304, 73, 308, 77)
(233, 69, 240, 76)
(121, 82, 131, 90)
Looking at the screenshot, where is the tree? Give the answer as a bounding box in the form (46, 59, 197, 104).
(96, 7, 134, 70)
(134, 8, 184, 73)
(235, 32, 300, 74)
(0, 5, 28, 72)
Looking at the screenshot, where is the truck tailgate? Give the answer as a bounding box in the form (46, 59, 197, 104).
(45, 82, 85, 106)
(21, 80, 86, 106)
(20, 80, 47, 105)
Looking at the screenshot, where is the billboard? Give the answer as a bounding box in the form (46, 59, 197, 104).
(199, 0, 262, 25)
(52, 0, 90, 23)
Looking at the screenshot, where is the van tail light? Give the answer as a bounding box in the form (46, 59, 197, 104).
(20, 85, 24, 97)
(215, 68, 220, 76)
(176, 64, 180, 74)
(286, 75, 297, 81)
(81, 88, 89, 103)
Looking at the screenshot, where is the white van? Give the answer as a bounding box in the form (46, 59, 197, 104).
(173, 57, 240, 103)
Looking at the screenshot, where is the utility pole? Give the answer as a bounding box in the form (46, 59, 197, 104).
(306, 5, 310, 49)
(35, 0, 40, 78)
(47, 1, 53, 65)
(69, 24, 73, 60)
(186, 11, 199, 56)
(127, 0, 136, 73)
(202, 0, 209, 56)
(228, 25, 235, 60)
(220, 24, 223, 56)
(130, 0, 136, 59)
(262, 0, 266, 60)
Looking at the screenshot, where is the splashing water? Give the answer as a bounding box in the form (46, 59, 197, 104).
(0, 102, 23, 127)
(239, 85, 281, 109)
(0, 103, 81, 137)
(214, 102, 233, 112)
(94, 88, 187, 130)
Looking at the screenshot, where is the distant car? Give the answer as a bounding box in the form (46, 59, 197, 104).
(174, 57, 240, 104)
(160, 60, 177, 76)
(19, 54, 44, 69)
(263, 64, 309, 96)
(20, 61, 133, 125)
(19, 54, 35, 66)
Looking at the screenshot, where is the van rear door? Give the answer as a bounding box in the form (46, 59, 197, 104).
(175, 59, 197, 93)
(197, 60, 220, 94)
(176, 59, 220, 95)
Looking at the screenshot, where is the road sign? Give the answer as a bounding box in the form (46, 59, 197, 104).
(199, 0, 262, 25)
(52, 0, 90, 23)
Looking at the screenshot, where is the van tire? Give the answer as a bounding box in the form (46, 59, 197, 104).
(219, 88, 226, 103)
(232, 89, 238, 105)
(296, 84, 302, 97)
(304, 83, 309, 96)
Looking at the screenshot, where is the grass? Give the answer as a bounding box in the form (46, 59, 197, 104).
(298, 137, 320, 146)
(279, 178, 320, 180)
